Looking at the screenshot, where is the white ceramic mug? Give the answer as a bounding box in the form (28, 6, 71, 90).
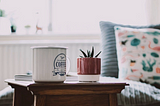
(31, 46, 69, 82)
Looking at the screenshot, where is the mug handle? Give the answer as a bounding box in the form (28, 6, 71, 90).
(66, 57, 70, 75)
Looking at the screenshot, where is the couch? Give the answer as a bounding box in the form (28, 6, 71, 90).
(100, 21, 160, 106)
(0, 86, 13, 106)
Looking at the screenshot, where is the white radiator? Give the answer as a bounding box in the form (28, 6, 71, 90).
(0, 41, 100, 90)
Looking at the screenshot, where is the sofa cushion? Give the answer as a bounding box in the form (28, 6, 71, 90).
(0, 86, 13, 106)
(100, 77, 160, 106)
(99, 21, 160, 78)
(114, 26, 160, 84)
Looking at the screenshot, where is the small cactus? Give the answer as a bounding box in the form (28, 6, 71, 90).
(79, 46, 101, 58)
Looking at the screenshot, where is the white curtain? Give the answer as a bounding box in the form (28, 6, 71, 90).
(146, 0, 160, 25)
(51, 0, 149, 34)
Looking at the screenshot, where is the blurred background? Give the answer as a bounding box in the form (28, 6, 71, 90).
(0, 0, 160, 90)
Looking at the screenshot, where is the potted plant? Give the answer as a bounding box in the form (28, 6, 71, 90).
(77, 46, 101, 81)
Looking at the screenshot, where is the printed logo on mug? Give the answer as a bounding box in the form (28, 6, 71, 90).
(31, 46, 69, 82)
(53, 53, 66, 76)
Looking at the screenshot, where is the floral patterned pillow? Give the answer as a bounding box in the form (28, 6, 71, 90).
(114, 26, 160, 84)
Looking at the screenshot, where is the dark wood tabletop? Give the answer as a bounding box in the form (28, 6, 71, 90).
(5, 76, 128, 87)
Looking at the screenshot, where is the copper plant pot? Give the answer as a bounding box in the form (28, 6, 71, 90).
(77, 58, 101, 81)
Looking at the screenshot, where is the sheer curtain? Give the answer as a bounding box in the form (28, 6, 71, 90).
(0, 0, 49, 35)
(146, 0, 160, 25)
(51, 0, 149, 34)
(0, 0, 160, 35)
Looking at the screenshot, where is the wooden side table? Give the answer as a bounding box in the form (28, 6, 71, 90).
(5, 77, 128, 106)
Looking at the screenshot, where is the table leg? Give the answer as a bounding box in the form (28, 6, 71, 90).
(34, 95, 46, 106)
(109, 93, 118, 106)
(13, 87, 34, 106)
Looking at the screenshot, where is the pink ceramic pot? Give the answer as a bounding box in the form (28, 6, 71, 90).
(77, 58, 101, 81)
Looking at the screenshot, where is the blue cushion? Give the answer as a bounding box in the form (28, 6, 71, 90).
(99, 21, 160, 78)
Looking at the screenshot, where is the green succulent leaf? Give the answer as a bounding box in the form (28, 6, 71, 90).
(79, 46, 101, 58)
(95, 51, 101, 57)
(80, 49, 87, 57)
(87, 50, 91, 57)
(79, 55, 84, 58)
(91, 46, 94, 57)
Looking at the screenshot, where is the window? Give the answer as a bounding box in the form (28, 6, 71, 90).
(0, 0, 148, 35)
(0, 0, 48, 34)
(51, 0, 148, 34)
